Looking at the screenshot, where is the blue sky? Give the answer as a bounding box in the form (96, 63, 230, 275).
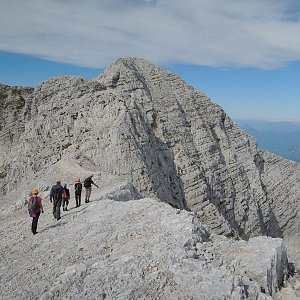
(0, 0, 300, 121)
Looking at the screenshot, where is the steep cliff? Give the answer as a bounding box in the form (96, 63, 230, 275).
(0, 84, 33, 191)
(1, 57, 300, 243)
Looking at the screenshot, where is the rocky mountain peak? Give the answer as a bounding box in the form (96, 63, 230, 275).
(2, 57, 300, 298)
(0, 56, 300, 242)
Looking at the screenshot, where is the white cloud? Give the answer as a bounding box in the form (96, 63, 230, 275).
(0, 0, 300, 68)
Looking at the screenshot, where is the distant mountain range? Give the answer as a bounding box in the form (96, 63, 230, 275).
(236, 119, 300, 163)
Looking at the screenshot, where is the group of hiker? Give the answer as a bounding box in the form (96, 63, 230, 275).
(27, 175, 99, 235)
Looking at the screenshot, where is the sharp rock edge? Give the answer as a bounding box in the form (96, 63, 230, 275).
(1, 57, 300, 299)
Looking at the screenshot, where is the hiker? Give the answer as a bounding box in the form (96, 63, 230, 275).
(28, 188, 44, 235)
(83, 175, 99, 203)
(74, 177, 82, 207)
(50, 179, 64, 220)
(62, 183, 70, 211)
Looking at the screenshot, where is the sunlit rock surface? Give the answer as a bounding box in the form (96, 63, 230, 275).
(1, 57, 300, 299)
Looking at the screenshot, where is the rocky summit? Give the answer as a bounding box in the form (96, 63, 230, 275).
(1, 57, 300, 299)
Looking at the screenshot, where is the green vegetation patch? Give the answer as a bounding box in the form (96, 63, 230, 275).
(0, 88, 25, 111)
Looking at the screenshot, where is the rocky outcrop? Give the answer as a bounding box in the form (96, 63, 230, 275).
(260, 151, 300, 252)
(0, 185, 291, 299)
(1, 57, 300, 243)
(0, 84, 33, 147)
(0, 84, 33, 192)
(2, 57, 300, 299)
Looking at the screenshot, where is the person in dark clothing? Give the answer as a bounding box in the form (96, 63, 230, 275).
(28, 188, 44, 235)
(74, 177, 82, 207)
(62, 183, 70, 211)
(50, 179, 64, 220)
(83, 175, 99, 203)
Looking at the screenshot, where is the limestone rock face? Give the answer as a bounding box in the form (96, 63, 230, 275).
(1, 57, 300, 243)
(0, 84, 34, 191)
(0, 84, 33, 148)
(0, 186, 290, 299)
(2, 58, 300, 299)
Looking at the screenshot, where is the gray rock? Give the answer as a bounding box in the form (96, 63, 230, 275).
(1, 57, 300, 298)
(1, 58, 300, 246)
(0, 187, 288, 299)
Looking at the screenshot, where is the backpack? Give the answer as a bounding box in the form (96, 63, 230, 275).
(62, 189, 67, 198)
(53, 186, 63, 200)
(83, 177, 92, 188)
(75, 182, 82, 192)
(29, 196, 40, 212)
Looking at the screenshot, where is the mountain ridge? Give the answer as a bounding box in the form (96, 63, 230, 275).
(0, 182, 291, 299)
(1, 57, 300, 298)
(1, 57, 300, 239)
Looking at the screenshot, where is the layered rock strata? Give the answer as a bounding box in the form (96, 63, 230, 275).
(1, 58, 300, 243)
(0, 186, 291, 299)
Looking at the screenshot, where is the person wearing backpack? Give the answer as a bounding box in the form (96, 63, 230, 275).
(28, 188, 44, 235)
(74, 177, 82, 207)
(50, 179, 64, 220)
(83, 175, 99, 203)
(62, 183, 70, 211)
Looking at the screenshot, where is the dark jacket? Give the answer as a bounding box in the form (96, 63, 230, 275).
(84, 177, 98, 188)
(74, 182, 82, 194)
(62, 187, 70, 199)
(50, 184, 64, 201)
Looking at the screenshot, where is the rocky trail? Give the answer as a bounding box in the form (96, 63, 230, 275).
(0, 180, 299, 299)
(2, 57, 300, 299)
